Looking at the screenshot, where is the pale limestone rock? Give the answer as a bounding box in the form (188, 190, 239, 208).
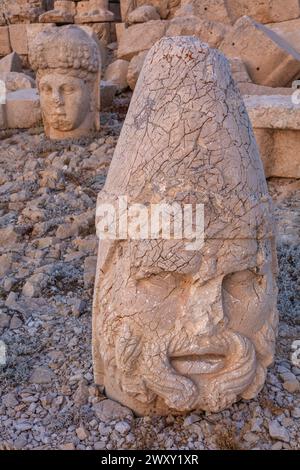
(0, 52, 22, 73)
(245, 95, 300, 130)
(239, 83, 294, 96)
(117, 20, 168, 61)
(93, 37, 278, 415)
(29, 366, 55, 384)
(269, 420, 290, 442)
(104, 59, 129, 92)
(0, 72, 35, 92)
(93, 399, 133, 422)
(75, 0, 114, 24)
(39, 0, 76, 23)
(226, 0, 300, 25)
(127, 5, 160, 24)
(127, 50, 148, 90)
(229, 57, 251, 84)
(220, 16, 300, 87)
(178, 0, 232, 24)
(5, 88, 41, 129)
(267, 18, 300, 55)
(30, 25, 101, 140)
(0, 26, 12, 57)
(9, 24, 28, 55)
(121, 0, 179, 22)
(3, 0, 46, 24)
(166, 15, 230, 48)
(245, 95, 300, 178)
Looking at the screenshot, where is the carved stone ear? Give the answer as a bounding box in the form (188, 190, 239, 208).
(115, 323, 143, 374)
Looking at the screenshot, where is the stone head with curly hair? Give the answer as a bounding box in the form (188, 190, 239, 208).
(30, 25, 101, 139)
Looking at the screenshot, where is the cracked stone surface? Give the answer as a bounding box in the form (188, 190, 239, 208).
(0, 85, 299, 448)
(93, 37, 279, 415)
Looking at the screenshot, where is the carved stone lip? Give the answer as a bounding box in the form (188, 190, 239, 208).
(170, 341, 228, 375)
(171, 353, 226, 375)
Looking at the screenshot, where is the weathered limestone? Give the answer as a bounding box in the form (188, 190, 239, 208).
(166, 16, 230, 48)
(220, 16, 300, 87)
(178, 0, 232, 24)
(0, 27, 11, 57)
(226, 0, 300, 25)
(75, 0, 114, 23)
(104, 59, 129, 92)
(127, 5, 160, 24)
(245, 95, 300, 178)
(0, 72, 35, 92)
(0, 52, 22, 73)
(30, 25, 101, 139)
(5, 88, 41, 128)
(39, 1, 76, 23)
(3, 0, 46, 24)
(120, 0, 180, 22)
(127, 50, 148, 90)
(93, 37, 278, 415)
(9, 24, 28, 56)
(117, 20, 168, 61)
(267, 18, 300, 55)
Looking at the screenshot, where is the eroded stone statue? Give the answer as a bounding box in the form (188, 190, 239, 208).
(93, 37, 278, 415)
(30, 25, 101, 140)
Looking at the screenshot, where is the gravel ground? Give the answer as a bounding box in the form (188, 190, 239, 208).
(0, 94, 299, 450)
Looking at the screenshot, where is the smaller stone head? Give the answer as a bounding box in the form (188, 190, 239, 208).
(30, 25, 101, 139)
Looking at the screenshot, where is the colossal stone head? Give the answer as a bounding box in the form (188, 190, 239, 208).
(93, 37, 278, 415)
(30, 25, 101, 140)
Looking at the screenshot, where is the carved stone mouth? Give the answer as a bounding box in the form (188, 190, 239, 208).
(171, 353, 226, 374)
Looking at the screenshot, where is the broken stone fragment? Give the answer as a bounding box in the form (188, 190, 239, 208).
(0, 72, 35, 92)
(0, 52, 22, 73)
(220, 16, 300, 87)
(127, 50, 148, 90)
(245, 95, 300, 178)
(117, 20, 168, 61)
(226, 0, 300, 24)
(177, 0, 232, 24)
(39, 0, 76, 23)
(5, 88, 41, 129)
(166, 15, 230, 48)
(127, 5, 160, 24)
(75, 0, 114, 24)
(0, 26, 12, 56)
(104, 59, 129, 92)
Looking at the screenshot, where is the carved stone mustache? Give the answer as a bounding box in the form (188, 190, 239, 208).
(141, 329, 257, 412)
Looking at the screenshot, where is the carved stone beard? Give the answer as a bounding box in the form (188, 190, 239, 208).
(93, 234, 278, 415)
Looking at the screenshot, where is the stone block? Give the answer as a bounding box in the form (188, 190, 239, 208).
(178, 0, 232, 24)
(220, 16, 300, 87)
(127, 50, 148, 90)
(0, 27, 11, 57)
(9, 24, 28, 55)
(0, 52, 22, 73)
(166, 16, 229, 48)
(127, 5, 160, 24)
(39, 0, 76, 23)
(4, 0, 46, 24)
(5, 88, 41, 129)
(245, 95, 300, 178)
(267, 18, 300, 55)
(75, 0, 114, 23)
(227, 0, 300, 24)
(0, 72, 35, 92)
(117, 20, 168, 61)
(104, 59, 129, 92)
